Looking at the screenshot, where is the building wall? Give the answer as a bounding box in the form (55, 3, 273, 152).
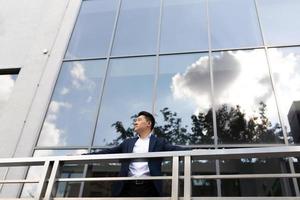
(0, 0, 81, 197)
(0, 0, 80, 157)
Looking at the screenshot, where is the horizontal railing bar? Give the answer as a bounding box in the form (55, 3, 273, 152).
(190, 173, 300, 179)
(1, 146, 300, 167)
(191, 198, 300, 200)
(61, 146, 300, 163)
(51, 197, 300, 200)
(0, 198, 34, 200)
(0, 196, 299, 199)
(0, 157, 48, 167)
(3, 173, 300, 185)
(56, 176, 172, 182)
(0, 179, 39, 184)
(3, 172, 300, 185)
(53, 198, 170, 200)
(53, 173, 300, 183)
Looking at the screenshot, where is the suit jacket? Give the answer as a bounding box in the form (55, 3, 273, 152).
(88, 134, 186, 196)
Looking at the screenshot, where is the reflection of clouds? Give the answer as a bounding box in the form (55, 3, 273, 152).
(214, 50, 274, 114)
(172, 55, 211, 111)
(268, 49, 300, 132)
(71, 62, 86, 81)
(39, 101, 72, 146)
(70, 62, 96, 90)
(212, 52, 241, 95)
(172, 50, 276, 120)
(0, 75, 15, 113)
(40, 61, 101, 146)
(39, 121, 65, 146)
(60, 87, 69, 95)
(86, 95, 93, 103)
(71, 62, 86, 88)
(49, 101, 72, 113)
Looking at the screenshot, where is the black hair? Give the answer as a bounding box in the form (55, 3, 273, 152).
(137, 111, 155, 130)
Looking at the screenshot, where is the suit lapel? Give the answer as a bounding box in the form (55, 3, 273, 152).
(148, 134, 157, 152)
(128, 137, 138, 153)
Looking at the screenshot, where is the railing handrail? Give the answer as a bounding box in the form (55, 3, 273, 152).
(1, 146, 300, 166)
(1, 146, 300, 199)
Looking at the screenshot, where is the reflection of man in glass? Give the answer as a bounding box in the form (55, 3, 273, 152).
(86, 111, 186, 197)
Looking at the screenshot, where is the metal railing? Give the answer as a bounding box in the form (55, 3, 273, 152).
(1, 146, 300, 200)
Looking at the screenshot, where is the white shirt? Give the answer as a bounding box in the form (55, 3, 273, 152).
(128, 133, 151, 177)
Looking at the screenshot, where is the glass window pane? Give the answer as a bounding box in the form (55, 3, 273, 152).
(38, 60, 106, 146)
(268, 47, 300, 144)
(220, 158, 292, 196)
(257, 0, 300, 46)
(160, 0, 208, 53)
(220, 158, 289, 175)
(0, 74, 17, 115)
(209, 0, 262, 49)
(212, 49, 283, 144)
(111, 0, 160, 56)
(4, 184, 36, 198)
(65, 0, 119, 59)
(94, 56, 155, 146)
(191, 159, 217, 196)
(221, 178, 292, 196)
(156, 53, 213, 145)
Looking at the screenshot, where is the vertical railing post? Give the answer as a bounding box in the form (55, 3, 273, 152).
(78, 164, 89, 197)
(171, 156, 179, 200)
(35, 160, 51, 200)
(44, 160, 60, 200)
(184, 155, 191, 200)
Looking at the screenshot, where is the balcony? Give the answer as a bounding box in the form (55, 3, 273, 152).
(1, 147, 300, 199)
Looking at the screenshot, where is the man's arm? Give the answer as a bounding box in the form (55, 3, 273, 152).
(83, 143, 123, 155)
(162, 139, 191, 151)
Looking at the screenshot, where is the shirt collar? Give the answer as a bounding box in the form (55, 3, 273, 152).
(137, 131, 152, 139)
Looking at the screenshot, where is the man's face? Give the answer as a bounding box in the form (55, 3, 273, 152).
(134, 115, 151, 133)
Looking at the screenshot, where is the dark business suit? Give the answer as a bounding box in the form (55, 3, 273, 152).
(88, 134, 186, 196)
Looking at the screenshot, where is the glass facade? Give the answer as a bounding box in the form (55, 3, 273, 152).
(32, 0, 300, 197)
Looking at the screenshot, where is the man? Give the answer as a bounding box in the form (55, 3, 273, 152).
(85, 111, 186, 197)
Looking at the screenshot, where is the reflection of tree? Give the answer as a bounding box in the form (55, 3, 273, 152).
(217, 102, 282, 144)
(190, 109, 214, 144)
(154, 108, 189, 145)
(110, 102, 282, 145)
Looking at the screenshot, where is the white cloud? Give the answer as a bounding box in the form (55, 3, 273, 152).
(60, 87, 69, 95)
(70, 62, 86, 88)
(39, 100, 72, 146)
(0, 75, 15, 113)
(38, 121, 66, 146)
(71, 62, 86, 81)
(268, 49, 300, 132)
(171, 55, 211, 111)
(47, 113, 57, 121)
(214, 50, 274, 113)
(171, 49, 278, 121)
(86, 95, 92, 103)
(49, 101, 72, 114)
(69, 62, 96, 91)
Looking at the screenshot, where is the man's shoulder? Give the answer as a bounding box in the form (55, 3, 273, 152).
(151, 135, 167, 144)
(122, 136, 138, 144)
